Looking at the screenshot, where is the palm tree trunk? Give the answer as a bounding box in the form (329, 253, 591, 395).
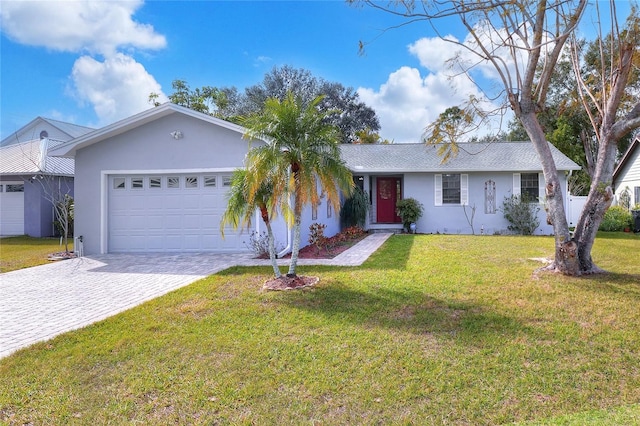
(265, 222, 282, 278)
(287, 215, 302, 277)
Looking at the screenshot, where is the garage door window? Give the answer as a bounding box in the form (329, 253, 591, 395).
(149, 177, 162, 188)
(131, 178, 143, 189)
(168, 177, 180, 188)
(0, 185, 3, 192)
(204, 176, 216, 187)
(114, 178, 125, 189)
(185, 176, 198, 188)
(6, 184, 24, 192)
(222, 176, 232, 187)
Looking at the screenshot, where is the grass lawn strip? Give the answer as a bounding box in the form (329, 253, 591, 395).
(0, 233, 638, 424)
(0, 236, 73, 273)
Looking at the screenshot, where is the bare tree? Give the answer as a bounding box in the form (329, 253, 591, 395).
(353, 0, 640, 275)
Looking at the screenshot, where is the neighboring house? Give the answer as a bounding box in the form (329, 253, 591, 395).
(0, 118, 93, 237)
(340, 142, 581, 235)
(50, 103, 581, 255)
(613, 136, 640, 209)
(49, 103, 332, 255)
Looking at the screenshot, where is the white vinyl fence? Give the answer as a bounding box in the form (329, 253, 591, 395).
(567, 195, 588, 227)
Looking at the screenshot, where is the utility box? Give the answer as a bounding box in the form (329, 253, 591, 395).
(632, 210, 640, 234)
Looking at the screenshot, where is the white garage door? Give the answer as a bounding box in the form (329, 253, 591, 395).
(0, 182, 25, 236)
(108, 174, 250, 253)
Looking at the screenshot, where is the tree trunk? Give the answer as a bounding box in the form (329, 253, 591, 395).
(519, 108, 582, 275)
(265, 222, 282, 279)
(570, 132, 618, 273)
(287, 215, 302, 277)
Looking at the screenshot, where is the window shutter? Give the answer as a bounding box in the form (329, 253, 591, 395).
(461, 174, 469, 205)
(435, 174, 442, 206)
(538, 173, 545, 203)
(513, 173, 521, 197)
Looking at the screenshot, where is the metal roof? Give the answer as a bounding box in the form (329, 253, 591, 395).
(339, 141, 581, 173)
(0, 139, 74, 176)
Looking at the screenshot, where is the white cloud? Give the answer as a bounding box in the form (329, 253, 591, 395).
(0, 0, 165, 56)
(0, 0, 167, 126)
(359, 26, 523, 144)
(71, 53, 168, 126)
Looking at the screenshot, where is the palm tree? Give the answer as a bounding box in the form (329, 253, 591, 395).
(242, 91, 354, 277)
(220, 169, 288, 278)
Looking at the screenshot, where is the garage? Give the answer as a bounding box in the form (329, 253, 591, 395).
(0, 182, 25, 236)
(108, 173, 251, 253)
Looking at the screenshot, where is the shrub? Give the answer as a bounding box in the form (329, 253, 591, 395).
(501, 194, 540, 235)
(244, 231, 280, 257)
(396, 198, 424, 232)
(599, 206, 633, 231)
(341, 187, 369, 228)
(308, 223, 327, 253)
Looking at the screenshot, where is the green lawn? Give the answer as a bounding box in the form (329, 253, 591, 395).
(1, 233, 639, 424)
(0, 236, 73, 273)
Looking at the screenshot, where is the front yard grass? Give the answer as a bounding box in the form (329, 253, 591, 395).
(1, 233, 639, 424)
(0, 236, 73, 273)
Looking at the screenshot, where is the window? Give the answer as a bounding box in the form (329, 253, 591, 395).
(635, 187, 640, 205)
(131, 178, 143, 189)
(6, 184, 24, 192)
(521, 173, 539, 201)
(113, 178, 125, 189)
(185, 176, 198, 188)
(312, 204, 318, 220)
(167, 177, 180, 188)
(149, 177, 162, 188)
(0, 185, 3, 192)
(435, 174, 468, 206)
(327, 201, 333, 218)
(204, 176, 216, 187)
(39, 130, 48, 139)
(442, 174, 460, 204)
(222, 176, 232, 187)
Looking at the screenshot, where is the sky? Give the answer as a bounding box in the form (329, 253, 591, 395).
(0, 1, 633, 143)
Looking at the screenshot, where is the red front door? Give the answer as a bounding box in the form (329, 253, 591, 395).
(376, 177, 401, 223)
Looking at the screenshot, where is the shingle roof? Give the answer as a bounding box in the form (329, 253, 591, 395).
(339, 141, 581, 173)
(0, 139, 74, 176)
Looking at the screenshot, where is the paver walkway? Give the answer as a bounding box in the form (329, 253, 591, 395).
(0, 233, 391, 359)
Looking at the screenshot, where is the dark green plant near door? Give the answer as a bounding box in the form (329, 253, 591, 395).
(396, 198, 424, 233)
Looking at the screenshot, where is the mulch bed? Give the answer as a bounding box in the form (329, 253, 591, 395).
(263, 275, 319, 291)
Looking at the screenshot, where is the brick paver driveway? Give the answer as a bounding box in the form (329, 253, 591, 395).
(0, 252, 255, 358)
(0, 233, 391, 359)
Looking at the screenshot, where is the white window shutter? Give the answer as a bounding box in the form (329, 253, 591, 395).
(538, 173, 545, 203)
(461, 174, 469, 205)
(435, 174, 442, 206)
(513, 173, 521, 197)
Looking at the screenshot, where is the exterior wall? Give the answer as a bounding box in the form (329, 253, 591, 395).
(2, 121, 70, 146)
(74, 114, 261, 254)
(24, 176, 74, 238)
(614, 147, 640, 208)
(360, 171, 571, 235)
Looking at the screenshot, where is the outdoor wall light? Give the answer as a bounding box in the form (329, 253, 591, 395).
(170, 130, 183, 140)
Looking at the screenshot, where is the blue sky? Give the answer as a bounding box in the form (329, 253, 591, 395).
(0, 1, 633, 143)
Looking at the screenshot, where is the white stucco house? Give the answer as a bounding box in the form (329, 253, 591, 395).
(340, 142, 580, 235)
(49, 103, 581, 255)
(0, 118, 93, 237)
(613, 136, 640, 209)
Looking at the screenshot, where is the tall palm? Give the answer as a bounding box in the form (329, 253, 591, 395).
(242, 91, 354, 277)
(220, 169, 288, 278)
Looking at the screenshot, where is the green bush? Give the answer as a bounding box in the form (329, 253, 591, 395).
(501, 194, 540, 235)
(396, 198, 424, 232)
(341, 187, 369, 228)
(599, 206, 633, 231)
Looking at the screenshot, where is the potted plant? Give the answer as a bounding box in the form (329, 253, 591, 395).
(396, 198, 424, 233)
